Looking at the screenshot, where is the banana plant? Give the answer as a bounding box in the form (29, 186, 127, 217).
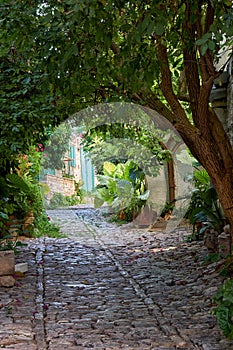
(94, 160, 149, 217)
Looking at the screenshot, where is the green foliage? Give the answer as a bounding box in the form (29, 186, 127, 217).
(47, 192, 81, 209)
(17, 145, 43, 181)
(94, 160, 149, 220)
(0, 148, 45, 237)
(186, 170, 225, 237)
(75, 180, 86, 203)
(203, 252, 222, 264)
(195, 5, 233, 56)
(160, 201, 175, 218)
(2, 0, 232, 117)
(0, 52, 60, 175)
(193, 189, 223, 232)
(81, 123, 171, 176)
(212, 279, 233, 340)
(0, 174, 38, 219)
(1, 1, 233, 244)
(33, 212, 66, 239)
(0, 234, 26, 254)
(0, 2, 64, 175)
(42, 124, 72, 170)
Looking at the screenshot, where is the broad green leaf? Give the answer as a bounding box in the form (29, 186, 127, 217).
(155, 23, 164, 36)
(208, 40, 216, 51)
(137, 189, 150, 200)
(103, 162, 116, 177)
(200, 43, 208, 56)
(147, 21, 155, 35)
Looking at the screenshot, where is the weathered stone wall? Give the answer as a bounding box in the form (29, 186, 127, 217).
(146, 166, 168, 215)
(43, 174, 76, 200)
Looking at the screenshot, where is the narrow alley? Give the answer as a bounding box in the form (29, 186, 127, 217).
(0, 207, 232, 350)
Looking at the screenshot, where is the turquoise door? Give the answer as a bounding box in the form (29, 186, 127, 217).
(80, 149, 95, 192)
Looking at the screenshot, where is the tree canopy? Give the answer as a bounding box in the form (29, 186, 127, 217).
(2, 1, 233, 112)
(2, 0, 233, 230)
(81, 122, 171, 176)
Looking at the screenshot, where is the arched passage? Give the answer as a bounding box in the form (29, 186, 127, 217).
(41, 102, 193, 231)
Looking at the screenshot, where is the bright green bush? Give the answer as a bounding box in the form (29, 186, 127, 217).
(48, 192, 81, 209)
(94, 160, 149, 221)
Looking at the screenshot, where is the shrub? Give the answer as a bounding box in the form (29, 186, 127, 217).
(48, 192, 81, 209)
(212, 279, 233, 340)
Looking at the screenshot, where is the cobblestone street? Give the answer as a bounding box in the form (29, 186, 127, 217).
(1, 207, 233, 349)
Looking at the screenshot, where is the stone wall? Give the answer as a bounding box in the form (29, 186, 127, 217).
(146, 166, 168, 215)
(43, 174, 76, 200)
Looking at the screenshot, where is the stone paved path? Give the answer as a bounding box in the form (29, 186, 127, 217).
(1, 207, 233, 349)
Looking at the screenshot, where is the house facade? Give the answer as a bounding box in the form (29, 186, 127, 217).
(40, 133, 96, 201)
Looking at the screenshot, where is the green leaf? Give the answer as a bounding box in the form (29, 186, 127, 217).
(103, 162, 116, 177)
(115, 163, 125, 179)
(137, 189, 150, 201)
(216, 305, 233, 339)
(0, 212, 8, 220)
(155, 23, 164, 36)
(224, 291, 233, 304)
(141, 17, 149, 32)
(200, 43, 208, 56)
(208, 40, 216, 51)
(195, 33, 212, 45)
(147, 21, 155, 35)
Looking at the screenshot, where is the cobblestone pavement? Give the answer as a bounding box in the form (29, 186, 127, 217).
(1, 207, 233, 350)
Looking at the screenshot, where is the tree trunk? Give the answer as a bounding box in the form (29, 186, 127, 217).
(210, 175, 233, 229)
(176, 116, 233, 246)
(144, 92, 233, 248)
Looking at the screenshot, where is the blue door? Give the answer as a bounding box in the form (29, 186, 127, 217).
(80, 149, 95, 192)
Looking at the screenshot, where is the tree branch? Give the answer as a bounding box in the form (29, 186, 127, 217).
(182, 1, 201, 126)
(195, 2, 216, 137)
(132, 91, 176, 124)
(198, 1, 216, 82)
(177, 94, 190, 102)
(156, 37, 189, 127)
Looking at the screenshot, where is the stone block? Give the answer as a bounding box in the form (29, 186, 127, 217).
(218, 232, 231, 258)
(0, 275, 15, 287)
(204, 229, 219, 252)
(15, 263, 28, 273)
(0, 250, 15, 276)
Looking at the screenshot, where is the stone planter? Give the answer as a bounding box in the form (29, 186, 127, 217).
(0, 250, 15, 287)
(0, 250, 15, 275)
(133, 205, 157, 227)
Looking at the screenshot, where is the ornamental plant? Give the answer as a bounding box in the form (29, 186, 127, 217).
(94, 160, 149, 220)
(212, 278, 233, 340)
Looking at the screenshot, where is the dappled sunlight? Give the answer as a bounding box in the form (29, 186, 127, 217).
(150, 245, 178, 254)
